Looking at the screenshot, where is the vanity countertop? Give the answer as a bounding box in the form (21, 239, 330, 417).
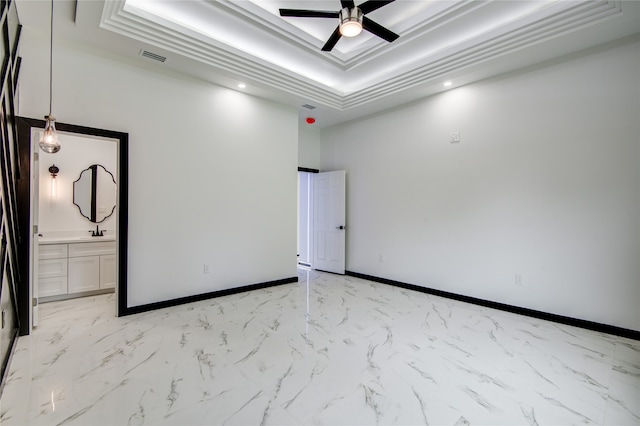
(39, 233, 116, 244)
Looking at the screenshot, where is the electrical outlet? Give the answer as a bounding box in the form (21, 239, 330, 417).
(450, 132, 461, 143)
(203, 264, 210, 274)
(515, 274, 524, 286)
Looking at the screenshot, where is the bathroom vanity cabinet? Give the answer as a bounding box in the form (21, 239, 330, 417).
(38, 238, 116, 301)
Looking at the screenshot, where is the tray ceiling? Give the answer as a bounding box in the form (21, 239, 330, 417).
(16, 0, 640, 127)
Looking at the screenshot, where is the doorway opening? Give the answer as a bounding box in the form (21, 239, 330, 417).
(297, 168, 346, 275)
(16, 117, 128, 335)
(32, 130, 118, 326)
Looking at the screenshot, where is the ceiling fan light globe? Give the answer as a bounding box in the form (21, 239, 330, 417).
(340, 21, 362, 37)
(339, 7, 363, 37)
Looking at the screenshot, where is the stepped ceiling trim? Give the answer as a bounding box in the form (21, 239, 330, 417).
(343, 1, 623, 108)
(101, 1, 346, 109)
(99, 0, 631, 114)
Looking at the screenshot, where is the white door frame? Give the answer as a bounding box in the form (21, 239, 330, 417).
(298, 171, 314, 268)
(29, 128, 40, 328)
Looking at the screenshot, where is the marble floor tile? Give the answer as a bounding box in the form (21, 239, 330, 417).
(1, 269, 638, 425)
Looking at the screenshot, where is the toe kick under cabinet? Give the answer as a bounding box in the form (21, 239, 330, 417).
(38, 240, 116, 300)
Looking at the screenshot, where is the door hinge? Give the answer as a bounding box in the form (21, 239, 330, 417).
(32, 297, 38, 307)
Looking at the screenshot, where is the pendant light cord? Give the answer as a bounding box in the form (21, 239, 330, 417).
(49, 0, 54, 116)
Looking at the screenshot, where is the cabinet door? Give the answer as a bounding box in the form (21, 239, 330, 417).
(68, 256, 100, 293)
(38, 259, 68, 279)
(39, 276, 68, 298)
(39, 244, 68, 260)
(100, 255, 117, 289)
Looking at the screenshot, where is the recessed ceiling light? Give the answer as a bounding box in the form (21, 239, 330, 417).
(238, 83, 246, 89)
(443, 81, 452, 87)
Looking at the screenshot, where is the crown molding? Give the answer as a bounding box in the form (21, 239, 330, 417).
(98, 0, 634, 116)
(101, 0, 346, 109)
(343, 1, 624, 108)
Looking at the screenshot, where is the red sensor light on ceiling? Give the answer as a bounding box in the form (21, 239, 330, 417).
(306, 117, 316, 124)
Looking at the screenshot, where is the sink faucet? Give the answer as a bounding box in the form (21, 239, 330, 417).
(90, 225, 104, 237)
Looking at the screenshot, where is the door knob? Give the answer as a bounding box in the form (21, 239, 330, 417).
(336, 225, 346, 230)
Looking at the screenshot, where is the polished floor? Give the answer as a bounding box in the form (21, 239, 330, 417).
(1, 269, 638, 425)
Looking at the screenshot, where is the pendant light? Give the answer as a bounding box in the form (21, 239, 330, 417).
(39, 0, 60, 154)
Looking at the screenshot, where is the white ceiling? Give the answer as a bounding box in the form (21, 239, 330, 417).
(16, 0, 640, 128)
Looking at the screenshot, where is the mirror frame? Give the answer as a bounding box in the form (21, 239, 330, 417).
(73, 164, 117, 223)
(16, 117, 129, 335)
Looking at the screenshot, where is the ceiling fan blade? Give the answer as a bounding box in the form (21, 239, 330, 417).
(279, 9, 339, 18)
(322, 26, 342, 51)
(341, 0, 356, 9)
(362, 16, 399, 43)
(359, 0, 395, 15)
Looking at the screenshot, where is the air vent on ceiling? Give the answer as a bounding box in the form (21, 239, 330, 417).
(301, 104, 316, 110)
(139, 50, 166, 63)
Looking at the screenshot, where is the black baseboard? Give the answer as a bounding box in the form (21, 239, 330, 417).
(346, 271, 640, 341)
(120, 276, 299, 316)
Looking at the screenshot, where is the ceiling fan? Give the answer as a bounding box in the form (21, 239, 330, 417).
(279, 0, 399, 52)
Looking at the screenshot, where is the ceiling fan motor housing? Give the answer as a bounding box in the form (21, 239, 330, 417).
(279, 1, 399, 51)
(339, 7, 363, 37)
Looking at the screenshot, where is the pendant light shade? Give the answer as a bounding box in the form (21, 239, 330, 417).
(40, 115, 60, 153)
(40, 0, 60, 154)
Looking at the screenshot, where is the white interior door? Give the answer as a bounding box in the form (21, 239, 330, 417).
(313, 170, 346, 274)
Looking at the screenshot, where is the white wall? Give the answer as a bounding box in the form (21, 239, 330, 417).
(321, 38, 640, 331)
(20, 29, 298, 307)
(298, 125, 322, 170)
(38, 132, 117, 235)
